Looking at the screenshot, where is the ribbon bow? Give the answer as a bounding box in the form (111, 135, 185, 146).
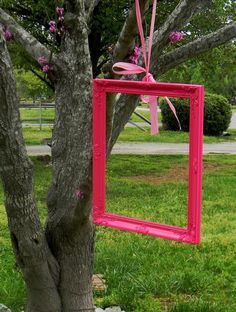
(113, 0, 181, 135)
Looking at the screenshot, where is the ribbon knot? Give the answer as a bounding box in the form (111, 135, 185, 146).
(112, 0, 181, 135)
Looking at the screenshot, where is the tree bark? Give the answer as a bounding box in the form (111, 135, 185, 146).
(0, 28, 61, 312)
(45, 6, 95, 311)
(0, 5, 96, 309)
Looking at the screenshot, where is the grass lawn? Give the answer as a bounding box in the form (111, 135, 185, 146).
(19, 107, 153, 124)
(21, 127, 236, 145)
(22, 127, 53, 145)
(118, 127, 236, 144)
(0, 155, 236, 311)
(20, 108, 55, 122)
(20, 107, 235, 145)
(130, 110, 162, 123)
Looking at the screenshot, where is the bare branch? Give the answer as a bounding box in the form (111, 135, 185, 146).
(30, 68, 55, 91)
(154, 22, 236, 75)
(152, 0, 212, 58)
(0, 8, 51, 63)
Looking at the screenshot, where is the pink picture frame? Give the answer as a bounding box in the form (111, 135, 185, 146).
(93, 79, 204, 244)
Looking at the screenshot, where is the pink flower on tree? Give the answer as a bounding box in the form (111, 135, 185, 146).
(60, 26, 65, 33)
(129, 46, 142, 65)
(37, 56, 47, 65)
(42, 65, 51, 73)
(56, 7, 64, 15)
(49, 20, 56, 33)
(4, 30, 13, 42)
(38, 56, 52, 74)
(169, 31, 184, 43)
(75, 190, 85, 200)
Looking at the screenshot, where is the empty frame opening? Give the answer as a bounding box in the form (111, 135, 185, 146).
(106, 92, 189, 228)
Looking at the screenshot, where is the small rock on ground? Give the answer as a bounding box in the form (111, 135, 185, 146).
(0, 304, 11, 312)
(96, 307, 125, 312)
(0, 303, 125, 312)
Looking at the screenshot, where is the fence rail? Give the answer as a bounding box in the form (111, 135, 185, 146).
(19, 102, 151, 131)
(20, 102, 55, 109)
(20, 102, 55, 129)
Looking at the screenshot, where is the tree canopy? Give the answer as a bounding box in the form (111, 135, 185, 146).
(2, 0, 236, 77)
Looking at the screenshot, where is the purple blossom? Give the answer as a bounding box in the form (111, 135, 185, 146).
(169, 31, 184, 43)
(49, 21, 56, 33)
(49, 20, 56, 27)
(4, 30, 13, 42)
(42, 65, 51, 73)
(37, 56, 47, 65)
(75, 190, 85, 200)
(49, 26, 57, 33)
(129, 46, 142, 65)
(60, 26, 65, 33)
(56, 7, 64, 15)
(58, 16, 64, 22)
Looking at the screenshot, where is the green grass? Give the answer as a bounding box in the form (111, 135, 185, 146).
(22, 127, 53, 145)
(21, 127, 236, 145)
(130, 110, 162, 123)
(20, 108, 55, 121)
(0, 155, 236, 311)
(118, 127, 236, 144)
(19, 107, 235, 145)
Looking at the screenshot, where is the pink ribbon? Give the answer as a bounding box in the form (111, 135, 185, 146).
(113, 0, 181, 135)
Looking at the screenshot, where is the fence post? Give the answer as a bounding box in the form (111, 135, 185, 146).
(39, 98, 42, 131)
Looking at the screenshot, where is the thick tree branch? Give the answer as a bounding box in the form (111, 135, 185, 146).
(85, 0, 101, 21)
(0, 8, 52, 63)
(154, 22, 236, 75)
(112, 0, 149, 62)
(152, 0, 212, 58)
(107, 0, 211, 146)
(103, 0, 149, 76)
(104, 0, 149, 150)
(110, 2, 232, 152)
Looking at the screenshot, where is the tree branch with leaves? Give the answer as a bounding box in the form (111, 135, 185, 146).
(155, 22, 236, 74)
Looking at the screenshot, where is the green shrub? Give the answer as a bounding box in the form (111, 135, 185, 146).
(204, 94, 232, 135)
(160, 93, 232, 136)
(160, 97, 190, 132)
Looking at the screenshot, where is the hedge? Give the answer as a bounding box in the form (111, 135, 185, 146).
(160, 93, 232, 136)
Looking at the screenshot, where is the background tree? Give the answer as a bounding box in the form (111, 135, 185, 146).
(0, 0, 235, 311)
(162, 44, 236, 102)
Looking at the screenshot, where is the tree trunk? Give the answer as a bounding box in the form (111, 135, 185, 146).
(0, 18, 95, 310)
(45, 15, 95, 310)
(0, 28, 62, 311)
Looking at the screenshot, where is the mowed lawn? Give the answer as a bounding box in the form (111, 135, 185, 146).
(21, 127, 236, 145)
(0, 155, 235, 311)
(20, 107, 236, 145)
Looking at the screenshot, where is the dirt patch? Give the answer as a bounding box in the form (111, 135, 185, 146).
(92, 274, 107, 292)
(126, 162, 235, 185)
